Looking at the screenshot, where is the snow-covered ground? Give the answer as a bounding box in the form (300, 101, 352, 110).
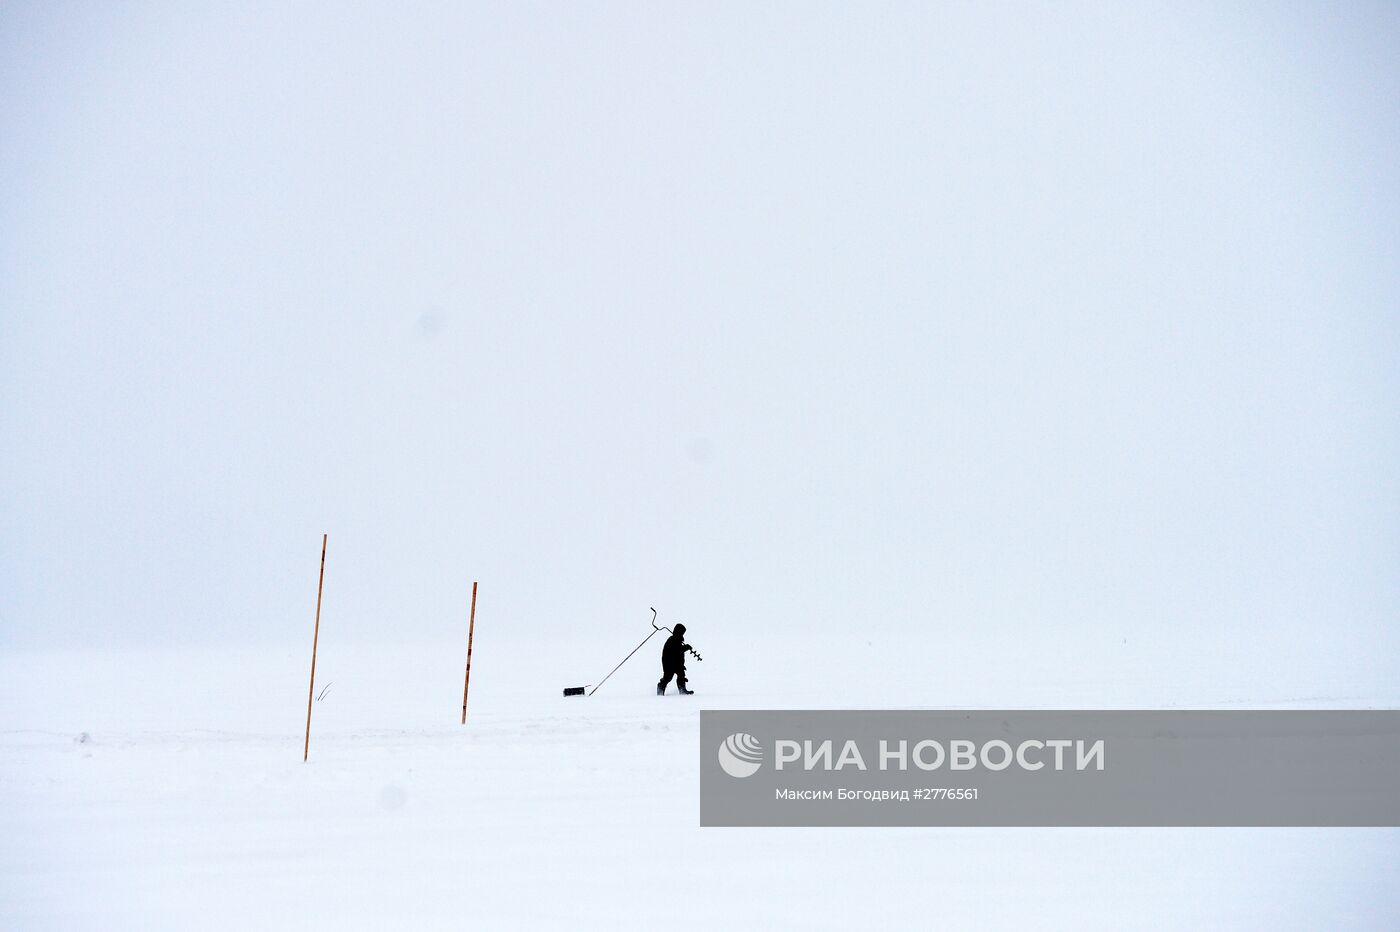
(3, 631, 1397, 929)
(4, 1, 1398, 927)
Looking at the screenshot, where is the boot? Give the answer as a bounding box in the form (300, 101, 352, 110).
(656, 682, 666, 696)
(677, 680, 694, 695)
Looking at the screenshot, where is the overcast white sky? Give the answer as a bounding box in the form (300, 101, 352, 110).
(1, 3, 1396, 678)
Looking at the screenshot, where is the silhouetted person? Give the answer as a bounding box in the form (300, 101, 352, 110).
(657, 623, 693, 695)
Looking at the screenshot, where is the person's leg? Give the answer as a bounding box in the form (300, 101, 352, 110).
(658, 668, 674, 695)
(676, 670, 692, 694)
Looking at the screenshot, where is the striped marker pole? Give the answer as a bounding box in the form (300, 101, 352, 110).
(303, 533, 327, 762)
(461, 581, 478, 724)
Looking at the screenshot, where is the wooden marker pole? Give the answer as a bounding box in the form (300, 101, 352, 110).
(461, 581, 478, 724)
(303, 534, 327, 762)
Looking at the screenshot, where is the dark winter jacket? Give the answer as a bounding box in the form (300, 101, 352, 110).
(661, 632, 688, 671)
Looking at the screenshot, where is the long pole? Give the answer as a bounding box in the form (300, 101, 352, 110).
(303, 534, 327, 762)
(588, 630, 659, 697)
(461, 581, 478, 724)
(589, 609, 662, 697)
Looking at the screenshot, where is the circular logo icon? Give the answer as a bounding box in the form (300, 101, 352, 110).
(718, 732, 763, 778)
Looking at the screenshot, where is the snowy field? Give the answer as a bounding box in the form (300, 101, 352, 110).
(4, 6, 1398, 926)
(4, 631, 1398, 929)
